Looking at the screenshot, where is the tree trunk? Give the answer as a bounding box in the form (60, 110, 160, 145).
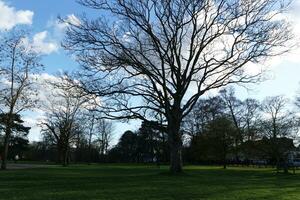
(62, 146, 69, 167)
(88, 115, 94, 165)
(169, 141, 182, 173)
(283, 162, 288, 174)
(223, 156, 227, 169)
(168, 115, 183, 173)
(62, 151, 67, 167)
(1, 123, 12, 170)
(57, 143, 63, 164)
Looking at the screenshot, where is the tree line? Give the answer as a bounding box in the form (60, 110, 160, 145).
(100, 89, 300, 174)
(2, 86, 300, 174)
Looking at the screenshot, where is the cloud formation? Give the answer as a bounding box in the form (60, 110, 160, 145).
(22, 31, 59, 55)
(0, 0, 33, 31)
(48, 14, 81, 39)
(32, 31, 59, 55)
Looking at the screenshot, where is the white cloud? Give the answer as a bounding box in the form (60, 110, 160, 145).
(48, 14, 81, 37)
(30, 14, 81, 55)
(22, 31, 59, 55)
(66, 14, 81, 26)
(30, 73, 61, 105)
(22, 113, 45, 141)
(0, 2, 58, 55)
(240, 1, 300, 76)
(32, 31, 59, 54)
(0, 0, 34, 31)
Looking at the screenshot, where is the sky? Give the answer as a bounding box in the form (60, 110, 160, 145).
(0, 0, 300, 144)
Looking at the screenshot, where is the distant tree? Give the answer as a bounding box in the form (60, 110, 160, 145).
(242, 98, 261, 141)
(0, 29, 42, 170)
(185, 93, 263, 165)
(183, 97, 225, 138)
(8, 136, 29, 160)
(294, 92, 300, 144)
(260, 96, 298, 172)
(219, 88, 262, 160)
(85, 111, 96, 164)
(25, 140, 57, 162)
(94, 119, 114, 157)
(185, 96, 228, 164)
(211, 116, 237, 169)
(190, 116, 236, 168)
(73, 123, 89, 163)
(63, 0, 293, 173)
(0, 113, 30, 160)
(138, 121, 162, 163)
(220, 88, 245, 161)
(41, 85, 87, 166)
(112, 130, 139, 163)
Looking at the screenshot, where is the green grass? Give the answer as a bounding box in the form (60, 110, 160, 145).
(0, 164, 300, 200)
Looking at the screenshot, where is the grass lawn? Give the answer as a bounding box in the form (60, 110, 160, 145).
(0, 164, 300, 200)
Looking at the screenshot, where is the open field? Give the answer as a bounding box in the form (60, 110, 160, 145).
(0, 164, 300, 200)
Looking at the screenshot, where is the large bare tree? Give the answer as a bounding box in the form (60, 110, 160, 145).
(0, 30, 42, 170)
(63, 0, 293, 173)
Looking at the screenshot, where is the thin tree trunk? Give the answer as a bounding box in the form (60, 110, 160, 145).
(1, 127, 11, 170)
(283, 161, 288, 174)
(62, 147, 68, 167)
(223, 154, 227, 169)
(1, 115, 12, 170)
(88, 114, 95, 164)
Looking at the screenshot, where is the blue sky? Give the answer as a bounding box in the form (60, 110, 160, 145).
(9, 0, 82, 73)
(1, 0, 300, 143)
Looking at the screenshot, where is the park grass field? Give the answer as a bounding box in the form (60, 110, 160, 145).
(0, 164, 300, 200)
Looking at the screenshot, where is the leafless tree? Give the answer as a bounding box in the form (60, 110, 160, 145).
(183, 96, 225, 138)
(260, 96, 296, 139)
(243, 98, 261, 141)
(261, 96, 299, 172)
(94, 119, 114, 156)
(0, 30, 42, 170)
(41, 83, 88, 166)
(220, 88, 244, 139)
(63, 0, 293, 173)
(294, 91, 300, 144)
(85, 110, 96, 164)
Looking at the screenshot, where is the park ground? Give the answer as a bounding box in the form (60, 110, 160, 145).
(0, 164, 300, 200)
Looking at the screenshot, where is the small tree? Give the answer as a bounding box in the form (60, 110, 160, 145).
(63, 0, 293, 173)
